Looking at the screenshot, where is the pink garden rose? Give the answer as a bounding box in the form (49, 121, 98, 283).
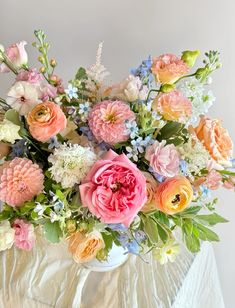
(152, 54, 189, 84)
(79, 150, 147, 226)
(12, 219, 35, 250)
(88, 100, 135, 145)
(0, 158, 44, 207)
(205, 170, 222, 190)
(0, 41, 28, 73)
(145, 140, 180, 177)
(153, 90, 192, 123)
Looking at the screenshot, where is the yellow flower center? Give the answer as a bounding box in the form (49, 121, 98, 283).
(34, 107, 51, 122)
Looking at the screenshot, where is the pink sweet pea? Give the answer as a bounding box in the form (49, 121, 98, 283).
(0, 41, 28, 73)
(79, 150, 147, 226)
(12, 219, 35, 250)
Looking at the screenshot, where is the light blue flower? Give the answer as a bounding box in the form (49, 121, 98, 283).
(143, 135, 154, 147)
(126, 146, 138, 162)
(79, 102, 90, 116)
(34, 203, 44, 216)
(125, 120, 139, 139)
(131, 137, 145, 153)
(50, 212, 59, 223)
(131, 56, 153, 86)
(108, 223, 127, 232)
(54, 200, 64, 212)
(125, 240, 140, 255)
(48, 136, 60, 149)
(200, 185, 211, 199)
(179, 160, 188, 175)
(65, 84, 78, 99)
(117, 233, 129, 247)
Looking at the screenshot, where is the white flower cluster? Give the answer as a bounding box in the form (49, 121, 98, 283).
(0, 221, 15, 251)
(178, 137, 211, 178)
(178, 77, 215, 124)
(48, 143, 97, 188)
(0, 119, 22, 143)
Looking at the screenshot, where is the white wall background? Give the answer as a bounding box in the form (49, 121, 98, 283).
(1, 1, 235, 306)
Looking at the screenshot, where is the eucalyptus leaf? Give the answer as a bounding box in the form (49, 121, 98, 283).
(5, 109, 21, 126)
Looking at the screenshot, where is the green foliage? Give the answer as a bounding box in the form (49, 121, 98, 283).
(158, 121, 184, 141)
(5, 109, 21, 126)
(44, 221, 62, 243)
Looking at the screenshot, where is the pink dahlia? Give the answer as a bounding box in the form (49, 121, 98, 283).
(88, 100, 135, 145)
(0, 158, 44, 207)
(79, 150, 147, 226)
(12, 219, 35, 250)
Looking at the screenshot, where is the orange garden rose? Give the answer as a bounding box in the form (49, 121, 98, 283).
(141, 172, 158, 212)
(27, 101, 67, 142)
(68, 231, 105, 263)
(194, 116, 233, 164)
(155, 176, 193, 214)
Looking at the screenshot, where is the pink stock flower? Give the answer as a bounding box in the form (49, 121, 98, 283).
(88, 100, 135, 145)
(0, 158, 44, 207)
(12, 219, 35, 250)
(16, 68, 43, 84)
(79, 150, 147, 227)
(153, 90, 192, 123)
(0, 41, 28, 73)
(40, 84, 57, 101)
(145, 140, 180, 178)
(152, 54, 189, 84)
(205, 170, 222, 190)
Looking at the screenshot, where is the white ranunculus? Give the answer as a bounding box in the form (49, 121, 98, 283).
(6, 81, 41, 115)
(0, 221, 15, 252)
(0, 119, 22, 143)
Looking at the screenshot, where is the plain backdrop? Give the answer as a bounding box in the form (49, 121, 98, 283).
(0, 1, 235, 307)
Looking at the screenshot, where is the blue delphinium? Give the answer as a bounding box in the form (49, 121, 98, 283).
(131, 56, 154, 86)
(10, 139, 29, 158)
(108, 223, 127, 232)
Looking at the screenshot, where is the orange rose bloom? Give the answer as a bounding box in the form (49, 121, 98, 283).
(155, 176, 193, 215)
(27, 101, 67, 142)
(194, 116, 233, 164)
(68, 231, 105, 263)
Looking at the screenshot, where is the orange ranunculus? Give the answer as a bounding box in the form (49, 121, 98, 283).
(194, 116, 233, 164)
(27, 101, 67, 142)
(68, 231, 105, 263)
(155, 176, 193, 215)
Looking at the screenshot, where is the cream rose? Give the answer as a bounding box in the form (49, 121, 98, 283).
(0, 119, 22, 143)
(68, 230, 105, 263)
(0, 221, 15, 251)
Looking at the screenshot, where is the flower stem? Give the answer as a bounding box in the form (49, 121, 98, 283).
(145, 89, 160, 103)
(0, 50, 18, 75)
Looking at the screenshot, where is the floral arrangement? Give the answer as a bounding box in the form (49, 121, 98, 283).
(0, 30, 234, 265)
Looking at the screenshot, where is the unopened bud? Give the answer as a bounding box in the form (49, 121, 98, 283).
(181, 50, 200, 67)
(50, 59, 57, 67)
(160, 83, 176, 93)
(40, 67, 46, 74)
(38, 56, 44, 63)
(66, 219, 77, 234)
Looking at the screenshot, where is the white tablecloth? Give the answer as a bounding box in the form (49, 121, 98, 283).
(0, 233, 224, 308)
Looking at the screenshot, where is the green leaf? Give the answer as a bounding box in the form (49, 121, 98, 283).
(44, 221, 62, 243)
(5, 109, 21, 126)
(195, 223, 220, 242)
(102, 232, 113, 250)
(0, 211, 12, 221)
(36, 193, 46, 203)
(142, 216, 159, 244)
(157, 223, 169, 243)
(195, 213, 228, 226)
(177, 206, 202, 217)
(20, 201, 36, 215)
(75, 67, 87, 80)
(158, 121, 184, 140)
(184, 232, 201, 253)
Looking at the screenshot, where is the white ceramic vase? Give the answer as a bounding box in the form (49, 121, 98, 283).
(82, 244, 128, 272)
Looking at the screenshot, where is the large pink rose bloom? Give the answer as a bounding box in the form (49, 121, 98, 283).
(0, 158, 44, 207)
(145, 140, 180, 177)
(0, 41, 28, 73)
(88, 100, 135, 145)
(79, 150, 147, 226)
(12, 219, 35, 250)
(152, 54, 189, 84)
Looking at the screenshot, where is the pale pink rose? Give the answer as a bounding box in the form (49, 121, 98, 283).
(12, 219, 35, 250)
(153, 90, 192, 123)
(0, 158, 44, 207)
(152, 54, 189, 84)
(0, 41, 28, 73)
(205, 170, 222, 190)
(223, 176, 235, 190)
(16, 68, 43, 84)
(79, 150, 147, 226)
(6, 81, 41, 115)
(145, 140, 180, 177)
(27, 101, 67, 142)
(88, 100, 135, 145)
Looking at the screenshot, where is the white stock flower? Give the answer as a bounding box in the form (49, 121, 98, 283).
(0, 221, 15, 252)
(0, 119, 22, 143)
(6, 81, 41, 115)
(48, 143, 97, 188)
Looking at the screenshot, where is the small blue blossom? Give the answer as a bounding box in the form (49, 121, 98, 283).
(126, 146, 138, 162)
(65, 84, 78, 99)
(131, 137, 145, 153)
(179, 160, 188, 175)
(79, 102, 90, 115)
(125, 120, 139, 139)
(117, 233, 129, 247)
(98, 141, 112, 151)
(125, 240, 140, 255)
(54, 200, 64, 212)
(108, 223, 128, 232)
(10, 139, 29, 158)
(34, 203, 44, 216)
(79, 126, 94, 141)
(200, 185, 211, 199)
(48, 136, 60, 150)
(143, 135, 154, 147)
(131, 56, 154, 86)
(50, 212, 59, 223)
(148, 167, 166, 183)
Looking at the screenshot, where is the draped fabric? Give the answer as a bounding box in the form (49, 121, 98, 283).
(0, 232, 224, 308)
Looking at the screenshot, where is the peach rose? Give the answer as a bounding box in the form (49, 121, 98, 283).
(141, 172, 158, 212)
(155, 176, 193, 214)
(27, 101, 67, 142)
(68, 231, 105, 263)
(152, 54, 189, 84)
(194, 116, 233, 164)
(153, 90, 192, 123)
